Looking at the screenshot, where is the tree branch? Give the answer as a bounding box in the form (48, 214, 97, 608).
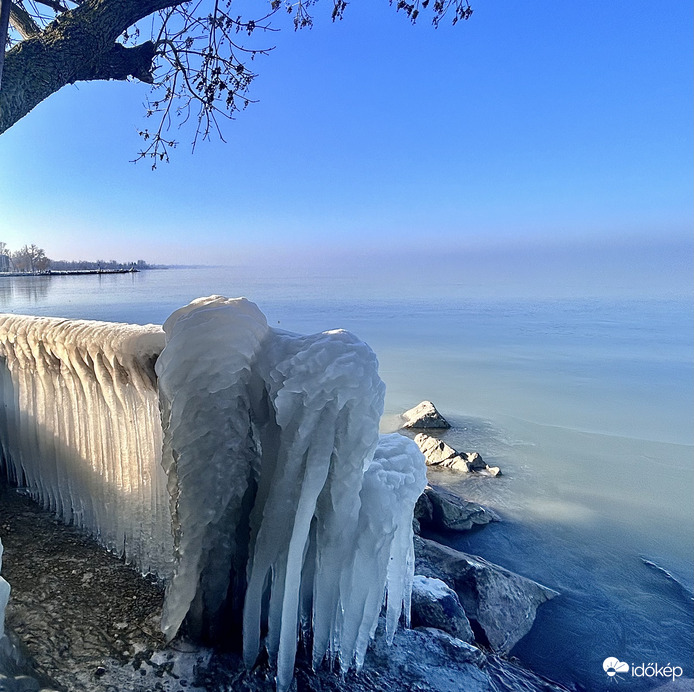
(84, 41, 156, 83)
(10, 3, 41, 40)
(0, 0, 474, 159)
(69, 0, 186, 46)
(0, 0, 186, 132)
(32, 0, 69, 14)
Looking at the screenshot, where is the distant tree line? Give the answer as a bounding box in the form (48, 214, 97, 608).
(49, 258, 153, 271)
(0, 242, 152, 273)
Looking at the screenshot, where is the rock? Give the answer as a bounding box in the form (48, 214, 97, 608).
(364, 622, 566, 692)
(414, 433, 502, 476)
(422, 486, 499, 532)
(479, 465, 502, 477)
(441, 456, 473, 472)
(401, 401, 450, 429)
(413, 492, 433, 535)
(365, 622, 489, 692)
(411, 576, 474, 642)
(462, 451, 487, 471)
(13, 677, 40, 692)
(413, 434, 458, 465)
(414, 536, 558, 654)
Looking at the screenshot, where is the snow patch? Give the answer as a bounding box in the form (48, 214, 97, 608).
(412, 575, 454, 601)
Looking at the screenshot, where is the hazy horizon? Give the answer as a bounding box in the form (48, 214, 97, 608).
(1, 2, 691, 281)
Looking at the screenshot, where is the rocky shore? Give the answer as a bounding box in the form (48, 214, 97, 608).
(0, 402, 568, 692)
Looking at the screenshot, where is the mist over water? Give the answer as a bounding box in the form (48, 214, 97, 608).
(0, 258, 691, 689)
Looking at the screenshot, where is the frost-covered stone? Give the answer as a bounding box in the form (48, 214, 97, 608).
(364, 621, 568, 691)
(340, 434, 427, 668)
(419, 486, 499, 532)
(411, 575, 474, 642)
(156, 296, 270, 643)
(414, 536, 558, 653)
(365, 621, 487, 692)
(155, 298, 427, 690)
(401, 401, 450, 429)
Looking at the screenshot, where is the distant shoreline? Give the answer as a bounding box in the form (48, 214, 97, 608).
(0, 268, 141, 277)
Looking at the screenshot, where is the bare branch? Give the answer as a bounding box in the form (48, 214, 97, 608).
(32, 0, 67, 13)
(9, 3, 40, 39)
(1, 0, 473, 163)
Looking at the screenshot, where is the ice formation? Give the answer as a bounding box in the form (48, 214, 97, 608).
(156, 297, 270, 642)
(0, 315, 172, 576)
(0, 298, 427, 691)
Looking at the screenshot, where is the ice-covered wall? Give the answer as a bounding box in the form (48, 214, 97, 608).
(0, 315, 172, 577)
(0, 298, 427, 691)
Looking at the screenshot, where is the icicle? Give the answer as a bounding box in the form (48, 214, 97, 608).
(243, 327, 385, 691)
(0, 315, 172, 578)
(340, 434, 427, 669)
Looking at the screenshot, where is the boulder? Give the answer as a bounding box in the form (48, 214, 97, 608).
(411, 575, 475, 643)
(365, 623, 489, 692)
(414, 433, 502, 476)
(478, 465, 502, 477)
(401, 401, 450, 429)
(413, 492, 434, 535)
(364, 622, 567, 692)
(422, 486, 499, 532)
(460, 451, 487, 471)
(414, 434, 458, 465)
(414, 536, 558, 654)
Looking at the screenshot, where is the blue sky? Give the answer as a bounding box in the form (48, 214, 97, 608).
(0, 1, 691, 290)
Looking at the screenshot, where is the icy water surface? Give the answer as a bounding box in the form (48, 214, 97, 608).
(1, 267, 692, 690)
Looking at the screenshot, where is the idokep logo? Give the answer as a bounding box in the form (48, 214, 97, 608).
(603, 658, 629, 678)
(603, 657, 684, 683)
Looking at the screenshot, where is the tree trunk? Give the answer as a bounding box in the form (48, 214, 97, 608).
(0, 0, 182, 134)
(0, 0, 12, 89)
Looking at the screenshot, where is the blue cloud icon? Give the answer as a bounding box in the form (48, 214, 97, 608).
(603, 657, 630, 677)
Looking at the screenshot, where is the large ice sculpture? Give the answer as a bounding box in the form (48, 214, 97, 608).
(0, 298, 427, 691)
(156, 297, 270, 642)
